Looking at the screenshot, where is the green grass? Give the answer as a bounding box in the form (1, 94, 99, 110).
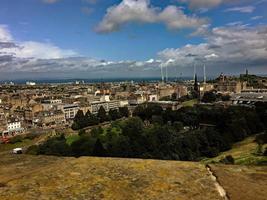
(66, 135, 80, 145)
(182, 99, 198, 107)
(0, 139, 33, 152)
(202, 135, 267, 165)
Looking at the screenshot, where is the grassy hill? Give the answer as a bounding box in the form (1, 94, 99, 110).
(202, 136, 267, 165)
(0, 152, 266, 200)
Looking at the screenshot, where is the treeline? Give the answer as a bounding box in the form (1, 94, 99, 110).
(71, 106, 129, 130)
(28, 102, 267, 161)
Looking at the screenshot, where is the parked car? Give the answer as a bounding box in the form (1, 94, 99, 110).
(12, 148, 23, 154)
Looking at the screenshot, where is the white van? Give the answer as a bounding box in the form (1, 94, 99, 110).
(12, 148, 23, 154)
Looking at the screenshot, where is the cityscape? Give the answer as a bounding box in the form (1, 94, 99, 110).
(0, 0, 267, 199)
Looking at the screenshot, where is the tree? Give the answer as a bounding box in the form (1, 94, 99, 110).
(119, 107, 129, 117)
(72, 110, 86, 129)
(202, 91, 217, 103)
(71, 135, 96, 157)
(221, 95, 231, 101)
(92, 139, 106, 157)
(173, 121, 184, 132)
(109, 109, 120, 121)
(97, 106, 109, 123)
(219, 155, 235, 164)
(38, 135, 71, 156)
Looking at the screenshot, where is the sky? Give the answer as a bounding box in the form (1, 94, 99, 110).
(0, 0, 267, 80)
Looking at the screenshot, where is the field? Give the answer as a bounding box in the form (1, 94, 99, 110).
(182, 99, 198, 107)
(203, 136, 267, 165)
(0, 151, 266, 200)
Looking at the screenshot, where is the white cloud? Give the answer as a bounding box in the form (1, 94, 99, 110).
(16, 42, 77, 59)
(251, 16, 263, 20)
(158, 25, 267, 68)
(0, 25, 77, 61)
(224, 6, 255, 13)
(0, 25, 13, 42)
(95, 0, 208, 33)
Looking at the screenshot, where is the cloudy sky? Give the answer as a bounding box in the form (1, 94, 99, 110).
(0, 0, 267, 80)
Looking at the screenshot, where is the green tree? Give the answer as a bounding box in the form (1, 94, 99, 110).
(109, 109, 120, 121)
(202, 91, 217, 103)
(97, 106, 109, 123)
(173, 121, 184, 132)
(119, 107, 129, 117)
(72, 110, 86, 129)
(92, 139, 106, 157)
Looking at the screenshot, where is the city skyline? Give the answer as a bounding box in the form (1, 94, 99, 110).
(0, 0, 267, 79)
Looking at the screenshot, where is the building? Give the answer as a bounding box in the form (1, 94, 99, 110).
(91, 100, 120, 114)
(216, 73, 246, 93)
(150, 101, 182, 111)
(62, 104, 79, 119)
(34, 111, 66, 126)
(26, 81, 36, 86)
(176, 85, 188, 98)
(231, 93, 267, 105)
(42, 99, 62, 104)
(7, 119, 21, 132)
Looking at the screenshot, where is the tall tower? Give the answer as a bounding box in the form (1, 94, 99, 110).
(165, 65, 168, 82)
(194, 73, 198, 92)
(160, 63, 164, 83)
(203, 64, 206, 84)
(194, 73, 200, 100)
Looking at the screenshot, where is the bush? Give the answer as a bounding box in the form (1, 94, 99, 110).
(9, 135, 23, 144)
(255, 132, 267, 145)
(26, 145, 39, 155)
(219, 155, 235, 164)
(24, 133, 38, 140)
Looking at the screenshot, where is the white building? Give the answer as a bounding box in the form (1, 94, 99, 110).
(91, 100, 120, 114)
(26, 81, 36, 86)
(148, 94, 158, 102)
(43, 99, 62, 104)
(62, 104, 80, 119)
(7, 120, 21, 132)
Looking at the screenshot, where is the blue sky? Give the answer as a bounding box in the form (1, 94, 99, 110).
(0, 0, 267, 79)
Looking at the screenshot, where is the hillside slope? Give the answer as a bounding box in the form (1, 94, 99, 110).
(0, 152, 266, 200)
(203, 136, 267, 165)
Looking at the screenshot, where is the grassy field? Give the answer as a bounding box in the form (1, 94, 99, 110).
(0, 139, 33, 152)
(0, 152, 266, 200)
(203, 136, 267, 165)
(182, 99, 198, 107)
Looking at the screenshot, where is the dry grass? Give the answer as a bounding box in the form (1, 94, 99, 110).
(210, 164, 267, 200)
(0, 149, 266, 199)
(0, 153, 221, 200)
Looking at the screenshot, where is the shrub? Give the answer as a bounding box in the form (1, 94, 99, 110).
(219, 155, 235, 164)
(26, 145, 39, 155)
(9, 135, 23, 144)
(24, 133, 38, 140)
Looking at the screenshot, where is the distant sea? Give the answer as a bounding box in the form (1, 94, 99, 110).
(0, 76, 221, 85)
